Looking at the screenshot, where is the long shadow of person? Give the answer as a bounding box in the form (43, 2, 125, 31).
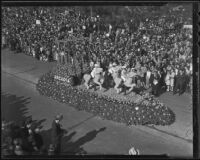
(39, 128, 52, 152)
(62, 127, 106, 155)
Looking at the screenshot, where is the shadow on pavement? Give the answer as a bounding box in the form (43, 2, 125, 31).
(1, 92, 46, 132)
(62, 127, 106, 154)
(1, 92, 106, 155)
(67, 115, 96, 131)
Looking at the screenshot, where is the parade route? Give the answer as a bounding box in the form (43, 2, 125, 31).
(1, 49, 193, 156)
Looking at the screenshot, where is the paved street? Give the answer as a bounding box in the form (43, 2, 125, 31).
(1, 49, 193, 156)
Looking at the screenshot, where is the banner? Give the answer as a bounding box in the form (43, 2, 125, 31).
(183, 25, 192, 29)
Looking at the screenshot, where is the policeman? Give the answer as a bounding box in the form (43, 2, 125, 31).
(51, 114, 64, 155)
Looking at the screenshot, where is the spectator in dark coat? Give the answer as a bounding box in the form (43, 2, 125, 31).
(173, 69, 186, 95)
(51, 114, 64, 155)
(150, 71, 161, 97)
(20, 119, 36, 153)
(33, 128, 44, 151)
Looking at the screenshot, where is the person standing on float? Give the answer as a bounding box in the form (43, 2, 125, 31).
(90, 63, 104, 90)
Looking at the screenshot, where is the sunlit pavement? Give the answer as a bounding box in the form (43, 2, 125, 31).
(1, 49, 193, 156)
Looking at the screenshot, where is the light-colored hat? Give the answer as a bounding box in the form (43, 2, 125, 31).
(14, 146, 24, 155)
(129, 147, 140, 155)
(55, 114, 63, 120)
(112, 62, 117, 66)
(49, 144, 55, 151)
(90, 61, 94, 66)
(35, 128, 40, 133)
(109, 63, 113, 68)
(94, 63, 100, 68)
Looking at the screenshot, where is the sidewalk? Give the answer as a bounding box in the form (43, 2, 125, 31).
(1, 48, 193, 142)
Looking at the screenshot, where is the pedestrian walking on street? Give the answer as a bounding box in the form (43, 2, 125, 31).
(51, 114, 64, 155)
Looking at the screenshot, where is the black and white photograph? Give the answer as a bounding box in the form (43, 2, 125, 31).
(1, 1, 199, 158)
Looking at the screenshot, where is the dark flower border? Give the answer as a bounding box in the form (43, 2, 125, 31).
(36, 71, 175, 126)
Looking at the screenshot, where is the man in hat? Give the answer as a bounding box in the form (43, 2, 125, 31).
(173, 69, 186, 95)
(150, 70, 160, 97)
(48, 144, 55, 155)
(20, 119, 37, 153)
(51, 114, 64, 155)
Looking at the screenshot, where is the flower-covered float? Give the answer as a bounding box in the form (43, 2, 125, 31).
(36, 37, 175, 126)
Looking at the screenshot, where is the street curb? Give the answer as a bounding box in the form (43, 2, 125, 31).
(132, 125, 193, 143)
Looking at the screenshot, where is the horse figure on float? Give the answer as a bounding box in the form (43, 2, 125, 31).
(109, 63, 136, 94)
(108, 63, 123, 93)
(83, 62, 105, 90)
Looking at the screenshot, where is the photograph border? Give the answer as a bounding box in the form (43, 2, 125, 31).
(1, 0, 199, 159)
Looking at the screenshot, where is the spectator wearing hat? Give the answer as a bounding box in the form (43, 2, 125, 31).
(14, 140, 27, 155)
(33, 128, 44, 152)
(20, 119, 37, 153)
(48, 144, 55, 155)
(150, 71, 160, 97)
(20, 120, 30, 140)
(158, 66, 167, 91)
(173, 69, 186, 95)
(140, 64, 147, 87)
(184, 65, 191, 92)
(51, 114, 64, 155)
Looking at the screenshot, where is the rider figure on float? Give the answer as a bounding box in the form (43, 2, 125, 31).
(121, 64, 129, 82)
(90, 63, 104, 90)
(108, 62, 123, 93)
(108, 62, 121, 76)
(91, 63, 103, 78)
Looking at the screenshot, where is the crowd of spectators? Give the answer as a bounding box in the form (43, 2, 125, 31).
(2, 6, 192, 95)
(2, 118, 45, 156)
(1, 115, 67, 156)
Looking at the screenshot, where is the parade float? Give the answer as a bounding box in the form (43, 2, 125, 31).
(36, 35, 175, 126)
